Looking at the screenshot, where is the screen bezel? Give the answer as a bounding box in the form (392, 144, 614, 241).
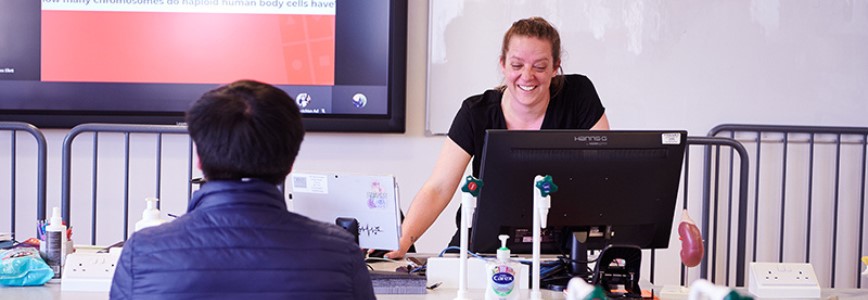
(0, 0, 406, 133)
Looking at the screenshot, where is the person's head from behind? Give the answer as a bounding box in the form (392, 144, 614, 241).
(499, 16, 564, 103)
(186, 80, 304, 185)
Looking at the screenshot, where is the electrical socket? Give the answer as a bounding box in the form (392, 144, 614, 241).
(60, 251, 121, 292)
(748, 262, 820, 299)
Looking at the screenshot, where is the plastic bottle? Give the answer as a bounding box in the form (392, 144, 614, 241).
(44, 206, 67, 278)
(135, 197, 168, 232)
(485, 234, 521, 300)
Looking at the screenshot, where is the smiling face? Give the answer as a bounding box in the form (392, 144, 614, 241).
(500, 35, 560, 107)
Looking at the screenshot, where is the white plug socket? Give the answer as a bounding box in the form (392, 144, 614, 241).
(748, 262, 820, 299)
(61, 251, 121, 292)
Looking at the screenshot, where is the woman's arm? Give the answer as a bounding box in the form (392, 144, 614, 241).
(385, 138, 471, 259)
(591, 112, 610, 130)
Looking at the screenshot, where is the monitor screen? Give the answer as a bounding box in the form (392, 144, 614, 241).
(0, 0, 406, 132)
(470, 130, 687, 256)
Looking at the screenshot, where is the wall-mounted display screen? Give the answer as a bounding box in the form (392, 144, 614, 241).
(0, 0, 406, 132)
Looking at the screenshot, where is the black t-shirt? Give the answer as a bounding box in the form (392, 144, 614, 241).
(444, 74, 606, 247)
(447, 74, 606, 178)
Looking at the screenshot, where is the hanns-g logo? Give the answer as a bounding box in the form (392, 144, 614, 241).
(574, 135, 608, 142)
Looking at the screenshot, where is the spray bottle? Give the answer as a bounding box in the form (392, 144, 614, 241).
(485, 234, 521, 300)
(44, 207, 67, 278)
(135, 197, 168, 232)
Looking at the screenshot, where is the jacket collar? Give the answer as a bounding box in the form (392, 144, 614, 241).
(187, 178, 286, 213)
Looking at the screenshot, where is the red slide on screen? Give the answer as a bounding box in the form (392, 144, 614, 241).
(42, 11, 335, 85)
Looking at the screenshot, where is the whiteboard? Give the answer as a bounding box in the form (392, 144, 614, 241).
(425, 0, 868, 135)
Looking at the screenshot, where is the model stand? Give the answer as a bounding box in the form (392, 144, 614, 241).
(455, 175, 483, 300)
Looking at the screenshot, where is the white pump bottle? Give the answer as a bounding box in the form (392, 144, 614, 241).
(135, 197, 168, 232)
(485, 234, 521, 300)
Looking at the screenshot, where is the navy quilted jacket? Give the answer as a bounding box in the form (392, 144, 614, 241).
(109, 179, 375, 300)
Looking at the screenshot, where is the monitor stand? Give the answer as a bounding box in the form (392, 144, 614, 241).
(542, 234, 643, 298)
(570, 231, 592, 279)
(541, 231, 592, 291)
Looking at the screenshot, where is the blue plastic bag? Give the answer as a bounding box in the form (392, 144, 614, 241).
(0, 247, 54, 286)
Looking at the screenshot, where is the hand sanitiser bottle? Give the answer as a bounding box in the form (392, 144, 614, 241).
(135, 197, 168, 232)
(485, 234, 521, 300)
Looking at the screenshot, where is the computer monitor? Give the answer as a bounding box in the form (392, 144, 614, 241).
(469, 130, 687, 268)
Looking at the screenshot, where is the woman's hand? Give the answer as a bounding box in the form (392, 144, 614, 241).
(381, 235, 414, 259)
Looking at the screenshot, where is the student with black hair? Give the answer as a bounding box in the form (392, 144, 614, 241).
(110, 80, 375, 300)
